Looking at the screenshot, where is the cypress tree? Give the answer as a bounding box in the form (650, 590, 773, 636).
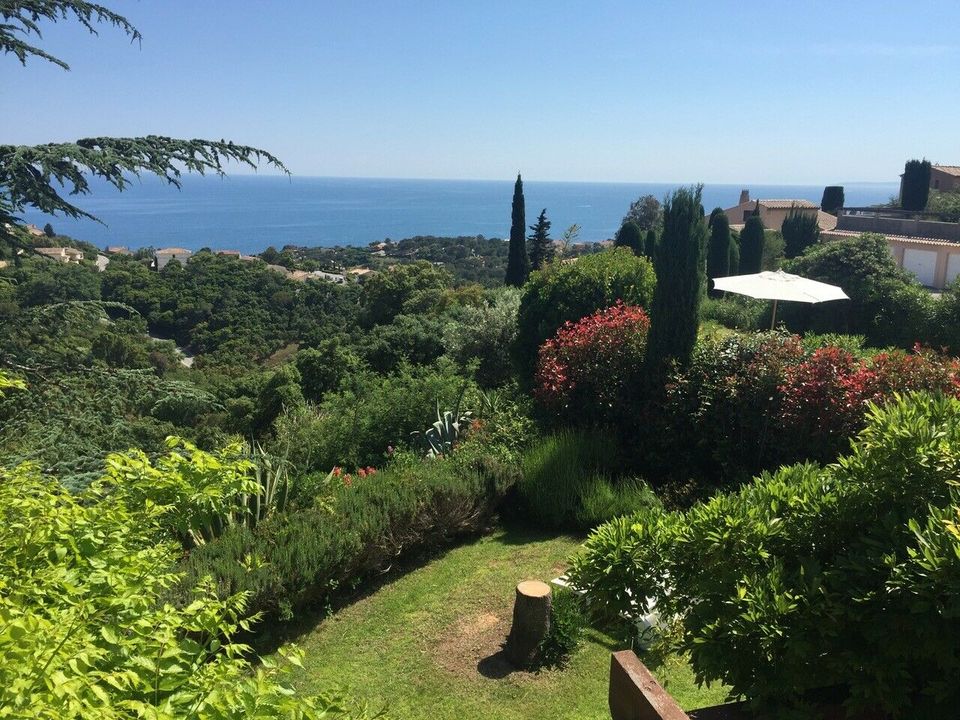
(706, 208, 732, 290)
(644, 185, 707, 381)
(614, 221, 643, 255)
(42, 222, 55, 238)
(820, 186, 844, 215)
(528, 208, 553, 270)
(505, 173, 529, 286)
(728, 233, 740, 275)
(739, 215, 765, 274)
(901, 159, 932, 211)
(781, 208, 820, 259)
(644, 229, 657, 260)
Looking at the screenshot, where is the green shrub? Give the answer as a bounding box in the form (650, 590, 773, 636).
(443, 287, 521, 388)
(182, 448, 516, 620)
(571, 393, 960, 715)
(536, 589, 588, 669)
(514, 248, 656, 380)
(782, 234, 935, 348)
(576, 476, 661, 529)
(275, 359, 474, 473)
(0, 461, 366, 719)
(519, 431, 655, 529)
(700, 295, 766, 331)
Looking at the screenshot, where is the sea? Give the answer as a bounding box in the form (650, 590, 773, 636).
(21, 176, 899, 253)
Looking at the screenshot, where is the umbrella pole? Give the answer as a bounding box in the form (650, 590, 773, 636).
(770, 299, 778, 330)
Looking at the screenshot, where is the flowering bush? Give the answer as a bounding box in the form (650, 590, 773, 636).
(779, 345, 960, 463)
(534, 302, 650, 425)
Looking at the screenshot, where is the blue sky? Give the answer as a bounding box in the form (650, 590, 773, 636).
(3, 1, 958, 183)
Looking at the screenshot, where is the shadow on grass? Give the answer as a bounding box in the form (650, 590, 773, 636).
(250, 516, 585, 657)
(476, 647, 520, 679)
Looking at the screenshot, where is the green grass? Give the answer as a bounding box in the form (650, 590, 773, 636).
(278, 526, 729, 719)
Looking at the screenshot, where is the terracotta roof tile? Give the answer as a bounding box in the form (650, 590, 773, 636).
(933, 165, 960, 177)
(758, 199, 818, 209)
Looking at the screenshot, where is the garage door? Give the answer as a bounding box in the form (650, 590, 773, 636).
(946, 253, 960, 288)
(902, 248, 937, 287)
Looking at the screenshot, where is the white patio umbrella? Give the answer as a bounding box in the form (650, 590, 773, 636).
(712, 270, 849, 329)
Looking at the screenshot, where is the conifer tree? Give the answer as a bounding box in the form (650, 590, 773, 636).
(644, 229, 657, 260)
(901, 159, 932, 211)
(644, 185, 707, 381)
(528, 208, 553, 270)
(706, 208, 732, 289)
(739, 215, 765, 274)
(614, 221, 643, 255)
(820, 186, 844, 215)
(728, 232, 740, 275)
(505, 173, 529, 286)
(781, 207, 820, 259)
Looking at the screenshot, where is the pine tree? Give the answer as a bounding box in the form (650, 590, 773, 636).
(505, 173, 529, 286)
(614, 221, 643, 255)
(739, 215, 765, 274)
(528, 208, 553, 270)
(706, 208, 732, 288)
(901, 159, 932, 211)
(42, 222, 55, 238)
(644, 185, 707, 381)
(820, 186, 844, 215)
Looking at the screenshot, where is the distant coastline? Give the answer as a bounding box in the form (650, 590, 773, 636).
(22, 175, 899, 253)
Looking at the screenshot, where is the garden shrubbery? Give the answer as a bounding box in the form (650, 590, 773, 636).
(570, 393, 960, 716)
(518, 430, 660, 529)
(183, 440, 518, 620)
(534, 302, 649, 426)
(514, 248, 655, 379)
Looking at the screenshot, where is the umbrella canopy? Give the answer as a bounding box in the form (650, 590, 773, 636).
(712, 270, 848, 328)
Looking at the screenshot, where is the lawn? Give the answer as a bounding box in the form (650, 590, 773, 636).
(279, 526, 729, 719)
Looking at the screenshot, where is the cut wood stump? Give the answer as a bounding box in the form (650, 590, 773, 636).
(504, 580, 552, 668)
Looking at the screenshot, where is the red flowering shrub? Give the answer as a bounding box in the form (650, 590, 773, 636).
(778, 345, 960, 463)
(534, 302, 650, 424)
(843, 346, 960, 408)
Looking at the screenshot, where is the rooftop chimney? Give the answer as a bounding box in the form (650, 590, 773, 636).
(739, 189, 750, 205)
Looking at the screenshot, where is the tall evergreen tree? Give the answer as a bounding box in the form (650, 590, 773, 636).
(528, 208, 553, 270)
(644, 185, 707, 381)
(901, 159, 932, 211)
(728, 232, 740, 275)
(614, 221, 643, 255)
(706, 208, 732, 290)
(739, 215, 765, 274)
(820, 186, 845, 215)
(505, 173, 529, 286)
(781, 208, 820, 259)
(644, 229, 657, 260)
(42, 222, 55, 238)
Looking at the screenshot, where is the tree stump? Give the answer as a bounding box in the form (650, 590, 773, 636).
(504, 580, 552, 668)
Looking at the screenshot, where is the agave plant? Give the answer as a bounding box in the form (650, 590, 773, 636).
(411, 389, 473, 459)
(230, 441, 292, 530)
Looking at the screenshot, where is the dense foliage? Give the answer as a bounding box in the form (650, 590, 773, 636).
(571, 394, 960, 716)
(514, 248, 656, 379)
(901, 158, 931, 211)
(782, 233, 932, 348)
(644, 186, 706, 379)
(780, 207, 820, 258)
(534, 302, 649, 426)
(738, 214, 764, 274)
(0, 456, 367, 719)
(820, 185, 844, 215)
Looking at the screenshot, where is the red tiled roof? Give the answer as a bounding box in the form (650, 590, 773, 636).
(933, 165, 960, 177)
